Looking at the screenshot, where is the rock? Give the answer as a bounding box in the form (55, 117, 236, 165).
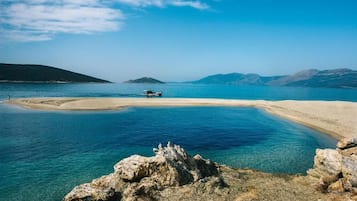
(121, 182, 159, 201)
(307, 149, 342, 182)
(352, 187, 357, 195)
(193, 154, 219, 178)
(63, 183, 120, 201)
(340, 147, 357, 157)
(307, 137, 357, 195)
(64, 139, 357, 201)
(64, 142, 223, 201)
(327, 180, 344, 193)
(337, 138, 357, 150)
(154, 142, 191, 163)
(114, 155, 152, 182)
(341, 155, 357, 188)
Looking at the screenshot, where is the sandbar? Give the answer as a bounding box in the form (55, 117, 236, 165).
(8, 97, 357, 140)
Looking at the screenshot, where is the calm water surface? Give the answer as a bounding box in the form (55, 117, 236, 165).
(0, 83, 354, 201)
(0, 82, 356, 100)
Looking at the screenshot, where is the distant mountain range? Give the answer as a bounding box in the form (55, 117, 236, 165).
(0, 63, 110, 83)
(1, 63, 355, 88)
(125, 77, 165, 84)
(193, 68, 357, 88)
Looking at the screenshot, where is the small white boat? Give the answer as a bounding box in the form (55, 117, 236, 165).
(144, 90, 162, 97)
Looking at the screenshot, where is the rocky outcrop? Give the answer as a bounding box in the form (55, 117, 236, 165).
(307, 137, 357, 196)
(64, 140, 356, 201)
(63, 142, 223, 201)
(337, 138, 357, 150)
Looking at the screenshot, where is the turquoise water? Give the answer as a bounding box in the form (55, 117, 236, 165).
(0, 83, 354, 201)
(0, 83, 357, 101)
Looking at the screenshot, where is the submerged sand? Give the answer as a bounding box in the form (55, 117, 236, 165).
(8, 97, 357, 139)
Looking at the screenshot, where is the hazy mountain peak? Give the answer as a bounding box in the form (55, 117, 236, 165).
(193, 68, 356, 88)
(292, 69, 319, 77)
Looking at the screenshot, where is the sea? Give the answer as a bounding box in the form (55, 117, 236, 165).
(0, 83, 356, 201)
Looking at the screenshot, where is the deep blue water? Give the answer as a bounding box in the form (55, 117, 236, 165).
(0, 83, 354, 201)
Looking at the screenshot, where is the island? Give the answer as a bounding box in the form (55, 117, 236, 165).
(0, 63, 110, 83)
(193, 68, 357, 88)
(125, 77, 165, 84)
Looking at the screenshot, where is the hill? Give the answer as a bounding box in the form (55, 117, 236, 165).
(0, 63, 110, 83)
(194, 73, 284, 85)
(125, 77, 165, 84)
(269, 68, 357, 88)
(193, 68, 357, 88)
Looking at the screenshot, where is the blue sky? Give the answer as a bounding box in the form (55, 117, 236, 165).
(1, 0, 357, 82)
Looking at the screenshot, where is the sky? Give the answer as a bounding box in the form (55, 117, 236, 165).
(1, 0, 357, 82)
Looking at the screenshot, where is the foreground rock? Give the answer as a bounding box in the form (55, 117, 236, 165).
(64, 142, 222, 201)
(64, 141, 356, 201)
(308, 137, 357, 199)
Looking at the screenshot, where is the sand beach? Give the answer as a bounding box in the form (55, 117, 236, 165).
(8, 98, 357, 140)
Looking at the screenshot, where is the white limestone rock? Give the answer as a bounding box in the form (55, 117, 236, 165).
(307, 149, 342, 181)
(308, 138, 357, 193)
(341, 155, 357, 188)
(64, 142, 222, 201)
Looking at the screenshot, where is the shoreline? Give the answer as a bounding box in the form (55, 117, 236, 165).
(8, 97, 357, 140)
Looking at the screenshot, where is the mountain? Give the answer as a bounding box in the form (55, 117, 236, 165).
(193, 68, 357, 88)
(275, 69, 357, 88)
(267, 69, 319, 86)
(125, 77, 165, 84)
(194, 73, 284, 85)
(0, 63, 110, 83)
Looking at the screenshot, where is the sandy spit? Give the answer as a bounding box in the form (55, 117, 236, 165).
(8, 97, 357, 139)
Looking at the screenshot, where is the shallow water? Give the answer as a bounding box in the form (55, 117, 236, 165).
(0, 104, 337, 201)
(0, 83, 352, 201)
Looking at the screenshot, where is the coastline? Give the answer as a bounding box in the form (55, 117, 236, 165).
(8, 97, 357, 139)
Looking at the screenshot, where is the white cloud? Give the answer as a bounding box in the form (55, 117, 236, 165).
(0, 0, 210, 42)
(116, 0, 209, 10)
(0, 0, 124, 41)
(116, 0, 165, 7)
(170, 1, 209, 10)
(0, 29, 52, 42)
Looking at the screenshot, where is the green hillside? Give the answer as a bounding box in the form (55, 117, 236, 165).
(125, 77, 165, 84)
(0, 63, 110, 83)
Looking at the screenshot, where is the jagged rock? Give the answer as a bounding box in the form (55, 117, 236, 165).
(153, 142, 192, 165)
(340, 147, 357, 157)
(337, 138, 357, 150)
(193, 154, 219, 179)
(341, 155, 357, 188)
(307, 149, 342, 182)
(64, 139, 357, 201)
(63, 183, 120, 201)
(114, 155, 152, 182)
(121, 182, 159, 201)
(63, 142, 223, 201)
(307, 138, 357, 195)
(327, 180, 344, 193)
(64, 174, 122, 201)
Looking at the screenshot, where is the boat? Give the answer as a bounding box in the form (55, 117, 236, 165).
(144, 90, 162, 97)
